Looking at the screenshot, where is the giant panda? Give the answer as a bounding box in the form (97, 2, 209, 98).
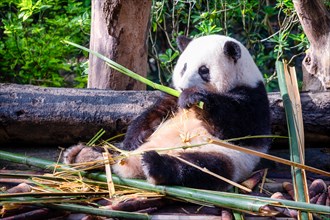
(63, 35, 271, 191)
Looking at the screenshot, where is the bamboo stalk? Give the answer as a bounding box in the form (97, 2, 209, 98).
(173, 155, 252, 192)
(0, 150, 329, 216)
(46, 203, 151, 220)
(208, 139, 330, 177)
(110, 135, 329, 177)
(103, 151, 115, 198)
(87, 128, 106, 146)
(0, 191, 109, 198)
(276, 61, 311, 220)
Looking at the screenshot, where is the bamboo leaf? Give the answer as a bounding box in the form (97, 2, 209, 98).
(63, 40, 180, 98)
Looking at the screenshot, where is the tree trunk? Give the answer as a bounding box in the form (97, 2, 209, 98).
(1, 84, 330, 147)
(293, 0, 330, 91)
(88, 0, 151, 90)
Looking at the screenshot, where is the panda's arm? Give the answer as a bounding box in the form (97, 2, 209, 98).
(122, 93, 178, 151)
(178, 82, 271, 143)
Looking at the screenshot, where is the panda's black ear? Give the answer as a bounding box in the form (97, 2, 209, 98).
(177, 36, 192, 52)
(224, 41, 241, 63)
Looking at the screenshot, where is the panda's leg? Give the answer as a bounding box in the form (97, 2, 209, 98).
(142, 151, 235, 190)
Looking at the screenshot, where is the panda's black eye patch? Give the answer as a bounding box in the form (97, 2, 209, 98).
(198, 65, 210, 82)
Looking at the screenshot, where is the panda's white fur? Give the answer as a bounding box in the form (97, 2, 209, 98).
(64, 34, 271, 191)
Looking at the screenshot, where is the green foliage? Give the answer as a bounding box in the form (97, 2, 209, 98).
(1, 0, 320, 90)
(0, 0, 90, 87)
(149, 0, 310, 92)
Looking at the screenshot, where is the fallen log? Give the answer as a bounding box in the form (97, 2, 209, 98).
(0, 83, 159, 146)
(267, 92, 330, 145)
(0, 83, 329, 146)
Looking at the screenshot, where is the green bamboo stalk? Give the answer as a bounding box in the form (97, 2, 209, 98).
(276, 61, 310, 220)
(0, 197, 85, 204)
(1, 150, 329, 216)
(46, 203, 151, 220)
(232, 187, 245, 220)
(2, 197, 151, 219)
(63, 40, 180, 98)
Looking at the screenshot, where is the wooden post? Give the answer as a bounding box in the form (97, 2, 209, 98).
(88, 0, 152, 90)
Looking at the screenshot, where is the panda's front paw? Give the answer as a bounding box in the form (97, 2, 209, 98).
(178, 87, 206, 109)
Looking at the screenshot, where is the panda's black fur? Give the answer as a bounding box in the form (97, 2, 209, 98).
(63, 35, 271, 191)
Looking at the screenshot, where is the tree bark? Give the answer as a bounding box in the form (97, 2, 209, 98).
(88, 0, 151, 90)
(293, 0, 330, 91)
(1, 84, 330, 146)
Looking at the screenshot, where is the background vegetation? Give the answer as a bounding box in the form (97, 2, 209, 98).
(1, 0, 328, 90)
(0, 0, 91, 87)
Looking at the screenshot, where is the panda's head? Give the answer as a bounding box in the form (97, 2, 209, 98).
(172, 35, 263, 93)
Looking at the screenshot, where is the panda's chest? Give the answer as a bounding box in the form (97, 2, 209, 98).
(141, 109, 214, 151)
